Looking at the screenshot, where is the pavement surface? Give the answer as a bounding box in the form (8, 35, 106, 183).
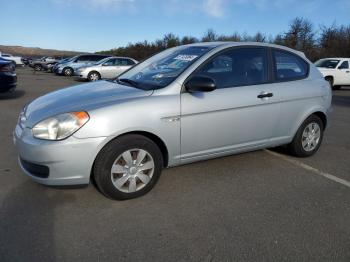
(0, 67, 349, 262)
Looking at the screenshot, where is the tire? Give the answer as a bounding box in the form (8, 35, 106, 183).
(63, 67, 73, 76)
(287, 114, 324, 157)
(34, 64, 42, 71)
(93, 134, 164, 200)
(325, 77, 341, 90)
(88, 71, 101, 81)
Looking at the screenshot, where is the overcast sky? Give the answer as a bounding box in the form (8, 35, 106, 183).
(2, 0, 350, 52)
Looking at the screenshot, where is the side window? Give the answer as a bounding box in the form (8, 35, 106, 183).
(88, 56, 101, 62)
(114, 59, 122, 66)
(116, 58, 134, 66)
(76, 55, 89, 62)
(338, 61, 349, 69)
(103, 59, 116, 66)
(273, 50, 308, 81)
(193, 47, 268, 88)
(125, 59, 136, 66)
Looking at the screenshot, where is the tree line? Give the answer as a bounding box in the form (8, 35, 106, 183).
(97, 17, 350, 62)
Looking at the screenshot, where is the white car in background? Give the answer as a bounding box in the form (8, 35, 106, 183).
(75, 57, 138, 81)
(315, 58, 350, 90)
(0, 53, 24, 66)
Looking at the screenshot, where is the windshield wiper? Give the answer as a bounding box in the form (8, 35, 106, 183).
(117, 78, 139, 88)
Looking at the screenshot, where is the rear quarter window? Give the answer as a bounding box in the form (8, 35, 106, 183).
(273, 50, 309, 81)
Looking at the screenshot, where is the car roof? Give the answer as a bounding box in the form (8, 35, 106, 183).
(100, 56, 137, 61)
(318, 57, 350, 60)
(185, 41, 307, 57)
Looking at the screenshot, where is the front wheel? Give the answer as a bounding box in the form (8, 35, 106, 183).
(326, 77, 341, 90)
(287, 115, 324, 157)
(63, 67, 73, 76)
(93, 135, 163, 200)
(34, 64, 42, 71)
(88, 71, 101, 81)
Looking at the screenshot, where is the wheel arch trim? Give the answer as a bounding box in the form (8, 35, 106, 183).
(90, 129, 170, 172)
(291, 107, 328, 139)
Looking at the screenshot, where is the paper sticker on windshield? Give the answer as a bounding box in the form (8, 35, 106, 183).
(174, 55, 198, 61)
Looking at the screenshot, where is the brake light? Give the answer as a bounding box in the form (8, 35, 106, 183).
(0, 64, 14, 72)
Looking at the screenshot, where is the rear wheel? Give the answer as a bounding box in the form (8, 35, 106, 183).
(88, 71, 101, 81)
(93, 134, 163, 200)
(287, 115, 324, 157)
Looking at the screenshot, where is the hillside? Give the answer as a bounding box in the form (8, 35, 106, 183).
(0, 45, 84, 58)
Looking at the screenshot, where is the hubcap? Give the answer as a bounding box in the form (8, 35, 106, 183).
(90, 73, 99, 81)
(110, 149, 154, 193)
(301, 122, 321, 152)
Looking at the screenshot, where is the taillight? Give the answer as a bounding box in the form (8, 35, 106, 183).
(0, 64, 14, 72)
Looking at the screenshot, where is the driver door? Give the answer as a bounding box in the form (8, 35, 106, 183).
(180, 47, 281, 163)
(337, 60, 350, 85)
(101, 58, 118, 78)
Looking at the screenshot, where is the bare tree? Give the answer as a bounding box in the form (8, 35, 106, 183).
(97, 18, 350, 62)
(202, 29, 218, 42)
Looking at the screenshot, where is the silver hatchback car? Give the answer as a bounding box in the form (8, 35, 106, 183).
(14, 42, 332, 200)
(75, 57, 138, 81)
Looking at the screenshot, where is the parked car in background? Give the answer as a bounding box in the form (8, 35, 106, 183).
(29, 57, 64, 71)
(315, 58, 350, 90)
(14, 42, 331, 200)
(52, 57, 74, 73)
(55, 54, 111, 76)
(42, 57, 67, 72)
(75, 56, 138, 81)
(0, 53, 24, 67)
(42, 62, 56, 72)
(21, 57, 33, 65)
(0, 59, 17, 93)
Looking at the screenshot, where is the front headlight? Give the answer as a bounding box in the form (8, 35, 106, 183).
(32, 112, 89, 140)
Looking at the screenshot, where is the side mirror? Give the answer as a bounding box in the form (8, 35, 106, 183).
(185, 76, 216, 93)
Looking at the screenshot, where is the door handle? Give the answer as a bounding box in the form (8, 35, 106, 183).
(257, 92, 273, 99)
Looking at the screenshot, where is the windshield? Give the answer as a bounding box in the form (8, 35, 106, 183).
(315, 59, 340, 69)
(116, 45, 214, 90)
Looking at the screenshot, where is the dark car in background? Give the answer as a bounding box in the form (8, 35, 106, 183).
(0, 59, 17, 93)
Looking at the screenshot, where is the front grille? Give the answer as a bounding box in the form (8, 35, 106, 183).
(20, 158, 49, 178)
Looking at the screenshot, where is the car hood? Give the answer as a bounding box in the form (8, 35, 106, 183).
(316, 67, 334, 75)
(24, 80, 153, 128)
(317, 67, 334, 72)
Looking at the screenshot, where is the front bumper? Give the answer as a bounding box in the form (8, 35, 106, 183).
(74, 70, 89, 80)
(14, 123, 106, 186)
(56, 67, 64, 74)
